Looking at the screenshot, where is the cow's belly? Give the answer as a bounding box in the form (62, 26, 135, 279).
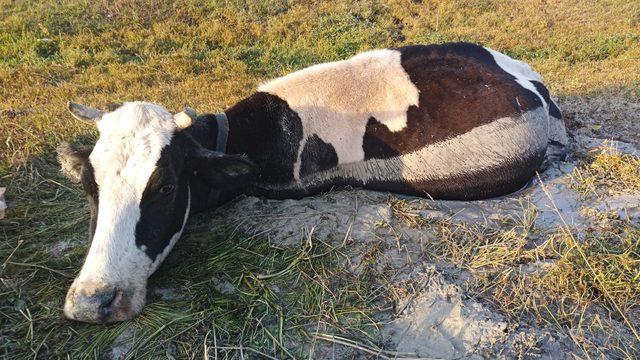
(255, 108, 549, 200)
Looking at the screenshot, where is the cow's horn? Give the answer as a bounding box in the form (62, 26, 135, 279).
(67, 101, 105, 122)
(174, 107, 197, 130)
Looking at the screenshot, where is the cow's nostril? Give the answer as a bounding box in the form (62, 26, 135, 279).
(96, 289, 119, 317)
(64, 285, 133, 323)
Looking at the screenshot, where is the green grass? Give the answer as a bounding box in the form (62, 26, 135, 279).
(1, 0, 639, 358)
(2, 183, 386, 358)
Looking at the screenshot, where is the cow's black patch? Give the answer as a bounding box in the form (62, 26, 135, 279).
(530, 80, 562, 119)
(135, 138, 189, 260)
(225, 92, 303, 184)
(363, 117, 401, 159)
(299, 134, 338, 177)
(362, 42, 544, 160)
(68, 92, 311, 264)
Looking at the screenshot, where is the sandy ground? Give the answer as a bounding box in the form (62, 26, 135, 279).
(204, 134, 639, 359)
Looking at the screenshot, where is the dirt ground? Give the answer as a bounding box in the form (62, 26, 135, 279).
(560, 91, 640, 147)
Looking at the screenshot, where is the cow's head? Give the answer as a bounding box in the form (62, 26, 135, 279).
(58, 101, 254, 323)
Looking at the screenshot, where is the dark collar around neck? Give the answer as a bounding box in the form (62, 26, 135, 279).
(206, 112, 230, 208)
(214, 112, 229, 153)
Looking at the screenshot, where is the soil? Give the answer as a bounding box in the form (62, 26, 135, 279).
(560, 92, 640, 147)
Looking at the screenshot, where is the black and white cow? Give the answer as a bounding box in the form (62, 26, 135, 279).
(58, 42, 567, 323)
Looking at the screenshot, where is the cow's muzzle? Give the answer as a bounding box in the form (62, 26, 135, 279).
(63, 280, 143, 323)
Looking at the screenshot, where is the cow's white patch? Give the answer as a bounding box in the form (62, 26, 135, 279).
(259, 49, 419, 180)
(484, 47, 546, 109)
(257, 108, 548, 192)
(486, 47, 568, 150)
(75, 102, 178, 291)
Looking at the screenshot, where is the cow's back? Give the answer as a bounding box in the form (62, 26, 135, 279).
(250, 42, 561, 200)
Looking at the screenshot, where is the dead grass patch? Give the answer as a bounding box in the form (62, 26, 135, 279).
(570, 148, 640, 196)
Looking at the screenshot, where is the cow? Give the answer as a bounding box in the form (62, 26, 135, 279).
(57, 42, 568, 323)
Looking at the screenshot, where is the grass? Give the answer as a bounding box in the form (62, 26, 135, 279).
(1, 0, 639, 358)
(2, 187, 387, 358)
(474, 223, 640, 357)
(570, 148, 640, 196)
(392, 202, 640, 356)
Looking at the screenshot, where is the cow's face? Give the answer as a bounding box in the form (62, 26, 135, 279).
(58, 102, 253, 323)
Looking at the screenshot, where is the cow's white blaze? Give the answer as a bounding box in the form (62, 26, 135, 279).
(259, 49, 419, 180)
(67, 102, 185, 318)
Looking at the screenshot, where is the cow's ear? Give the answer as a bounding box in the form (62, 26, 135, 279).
(57, 142, 93, 183)
(188, 149, 256, 189)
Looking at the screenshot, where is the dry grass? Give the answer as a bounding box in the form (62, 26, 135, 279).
(570, 149, 640, 196)
(407, 211, 640, 357)
(1, 0, 639, 167)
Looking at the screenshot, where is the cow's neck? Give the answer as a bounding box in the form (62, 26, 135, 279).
(188, 92, 293, 210)
(224, 92, 283, 157)
(189, 93, 277, 153)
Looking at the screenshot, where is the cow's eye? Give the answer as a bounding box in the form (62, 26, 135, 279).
(159, 184, 175, 195)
